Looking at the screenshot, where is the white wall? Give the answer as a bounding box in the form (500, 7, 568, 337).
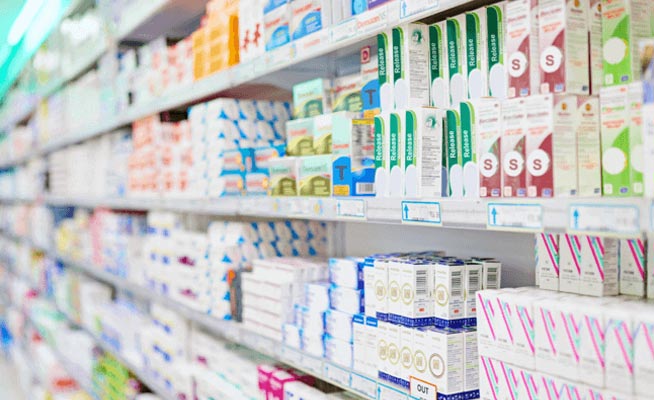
(341, 222, 536, 288)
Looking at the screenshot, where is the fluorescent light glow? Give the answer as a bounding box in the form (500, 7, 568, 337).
(7, 0, 47, 46)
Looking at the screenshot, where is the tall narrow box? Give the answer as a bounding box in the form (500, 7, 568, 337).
(446, 15, 468, 106)
(501, 97, 528, 197)
(537, 233, 560, 291)
(538, 0, 590, 94)
(576, 96, 602, 197)
(475, 99, 502, 198)
(392, 23, 430, 110)
(486, 3, 508, 99)
(579, 236, 619, 296)
(506, 0, 540, 98)
(429, 22, 449, 109)
(404, 107, 444, 198)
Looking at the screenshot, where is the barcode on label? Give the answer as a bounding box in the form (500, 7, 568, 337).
(451, 271, 463, 298)
(486, 268, 499, 289)
(416, 269, 428, 296)
(356, 182, 375, 194)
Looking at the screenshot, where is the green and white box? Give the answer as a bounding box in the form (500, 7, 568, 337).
(299, 155, 332, 196)
(446, 15, 468, 106)
(445, 109, 463, 197)
(374, 113, 391, 197)
(389, 112, 406, 197)
(392, 23, 430, 110)
(404, 107, 444, 198)
(460, 101, 480, 198)
(600, 85, 634, 196)
(293, 78, 332, 118)
(378, 30, 395, 113)
(486, 3, 508, 99)
(429, 22, 449, 108)
(466, 8, 488, 99)
(601, 0, 652, 86)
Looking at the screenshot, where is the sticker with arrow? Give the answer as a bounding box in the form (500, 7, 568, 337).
(486, 202, 543, 231)
(568, 203, 640, 237)
(401, 201, 442, 225)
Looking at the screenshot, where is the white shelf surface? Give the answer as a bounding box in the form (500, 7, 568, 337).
(2, 231, 399, 399)
(38, 194, 654, 237)
(0, 0, 476, 168)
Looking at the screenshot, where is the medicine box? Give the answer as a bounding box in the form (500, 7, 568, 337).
(433, 259, 465, 328)
(501, 97, 527, 197)
(264, 4, 291, 51)
(472, 99, 501, 198)
(537, 233, 560, 291)
(485, 4, 508, 99)
(392, 23, 430, 109)
(404, 107, 444, 198)
(290, 0, 331, 41)
(446, 15, 468, 106)
(506, 0, 539, 98)
(268, 157, 299, 196)
(619, 238, 646, 296)
(332, 116, 376, 197)
(538, 0, 589, 94)
(579, 236, 619, 297)
(299, 155, 332, 197)
(429, 22, 449, 109)
(293, 78, 332, 119)
(559, 233, 581, 294)
(332, 73, 363, 113)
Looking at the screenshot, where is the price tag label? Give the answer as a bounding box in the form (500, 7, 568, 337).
(356, 4, 388, 35)
(351, 373, 377, 399)
(401, 201, 442, 225)
(324, 363, 351, 387)
(331, 17, 358, 43)
(487, 203, 543, 232)
(337, 199, 366, 219)
(377, 383, 408, 400)
(301, 354, 323, 376)
(399, 0, 440, 19)
(409, 377, 437, 400)
(568, 203, 640, 237)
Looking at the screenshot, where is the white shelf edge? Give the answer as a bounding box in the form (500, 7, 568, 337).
(28, 195, 654, 236)
(0, 0, 476, 169)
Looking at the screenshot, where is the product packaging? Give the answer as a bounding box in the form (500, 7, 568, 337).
(501, 97, 528, 197)
(404, 107, 444, 198)
(332, 116, 376, 197)
(538, 0, 590, 94)
(293, 78, 332, 119)
(506, 0, 540, 97)
(429, 22, 449, 108)
(392, 23, 430, 109)
(299, 155, 332, 196)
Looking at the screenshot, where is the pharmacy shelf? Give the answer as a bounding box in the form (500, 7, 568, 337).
(40, 194, 654, 237)
(0, 0, 198, 134)
(0, 0, 484, 169)
(0, 231, 398, 399)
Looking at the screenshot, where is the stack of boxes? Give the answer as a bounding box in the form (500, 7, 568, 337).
(269, 47, 379, 197)
(477, 288, 654, 399)
(243, 255, 328, 341)
(280, 257, 365, 365)
(187, 97, 291, 197)
(359, 251, 500, 398)
(536, 233, 648, 298)
(192, 0, 240, 80)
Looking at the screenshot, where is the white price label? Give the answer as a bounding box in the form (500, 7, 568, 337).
(351, 373, 377, 399)
(295, 30, 330, 58)
(331, 17, 357, 43)
(324, 363, 351, 387)
(487, 203, 543, 232)
(356, 4, 388, 35)
(399, 0, 440, 19)
(337, 199, 366, 219)
(409, 377, 437, 400)
(266, 45, 295, 69)
(301, 354, 323, 376)
(569, 204, 640, 237)
(401, 201, 442, 225)
(377, 383, 408, 400)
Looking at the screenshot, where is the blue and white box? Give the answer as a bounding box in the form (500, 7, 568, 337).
(329, 257, 364, 289)
(329, 286, 364, 315)
(325, 309, 354, 342)
(290, 0, 331, 41)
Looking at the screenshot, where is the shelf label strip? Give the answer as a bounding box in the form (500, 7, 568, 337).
(401, 201, 442, 225)
(486, 203, 543, 232)
(568, 203, 641, 237)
